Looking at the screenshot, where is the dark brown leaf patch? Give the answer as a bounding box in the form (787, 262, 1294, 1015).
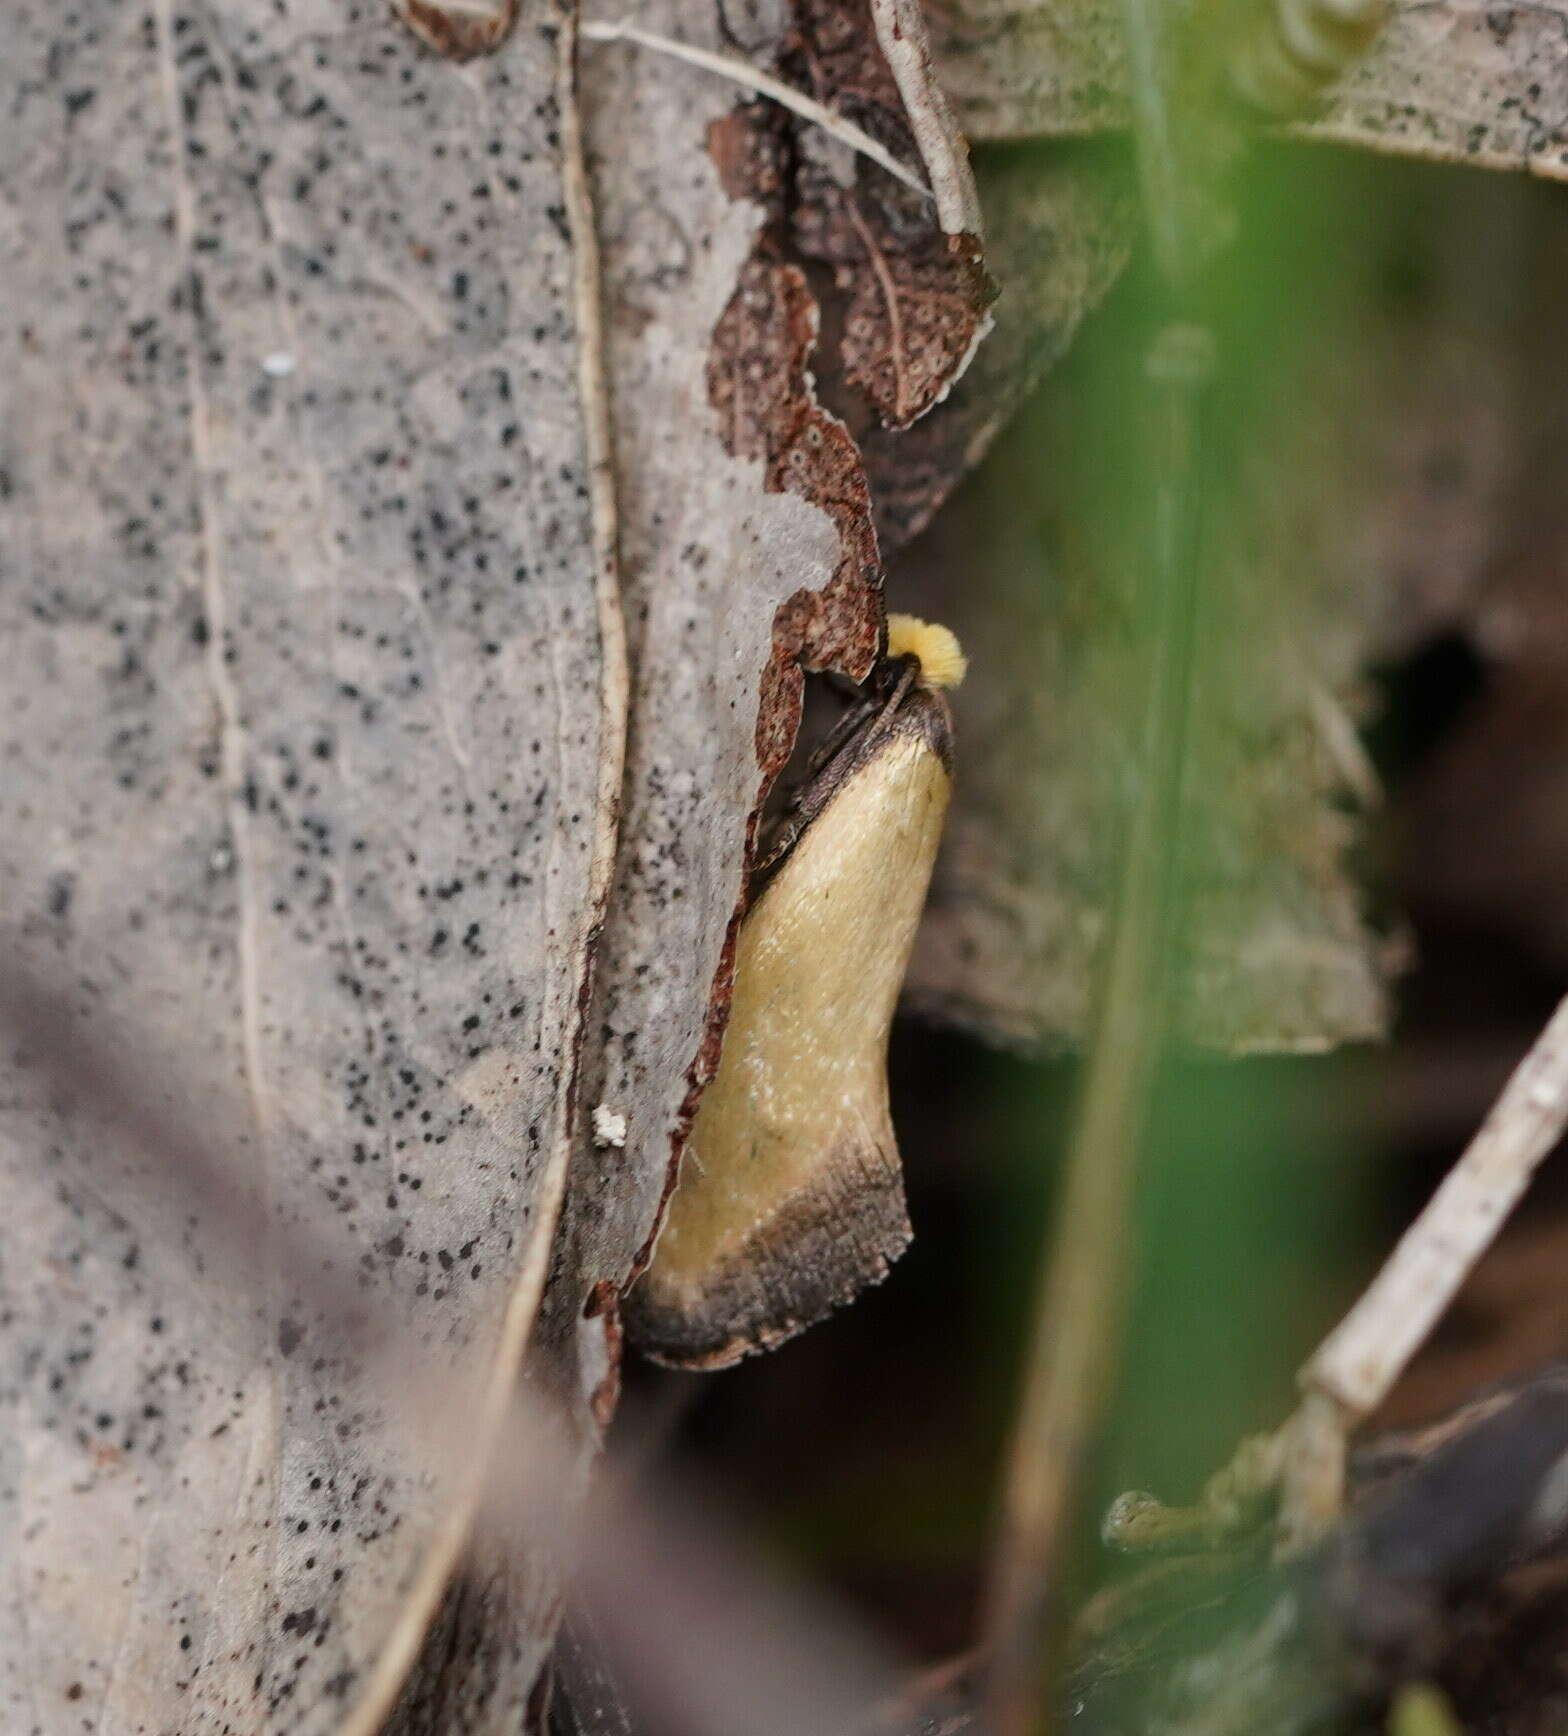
(707, 236, 884, 780)
(584, 1282, 625, 1430)
(859, 147, 1136, 550)
(390, 0, 519, 60)
(706, 104, 789, 206)
(786, 0, 997, 430)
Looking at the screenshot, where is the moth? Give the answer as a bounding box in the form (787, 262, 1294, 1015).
(631, 616, 966, 1368)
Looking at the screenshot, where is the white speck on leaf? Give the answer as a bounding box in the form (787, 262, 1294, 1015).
(592, 1105, 627, 1149)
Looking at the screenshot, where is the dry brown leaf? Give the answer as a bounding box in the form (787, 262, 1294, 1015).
(925, 0, 1127, 142)
(787, 0, 997, 430)
(926, 0, 1568, 179)
(863, 144, 1136, 552)
(891, 155, 1558, 1048)
(5, 0, 1011, 1714)
(1, 0, 620, 1729)
(1311, 0, 1568, 177)
(896, 163, 1517, 1050)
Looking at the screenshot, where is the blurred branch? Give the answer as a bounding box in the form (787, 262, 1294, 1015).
(979, 0, 1216, 1715)
(0, 957, 908, 1735)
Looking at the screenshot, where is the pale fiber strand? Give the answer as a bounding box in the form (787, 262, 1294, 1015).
(1309, 990, 1568, 1415)
(579, 17, 933, 200)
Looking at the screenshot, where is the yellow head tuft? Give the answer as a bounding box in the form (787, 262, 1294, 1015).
(885, 614, 967, 690)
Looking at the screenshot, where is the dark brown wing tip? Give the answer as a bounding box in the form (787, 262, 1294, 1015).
(900, 682, 955, 775)
(625, 1158, 913, 1371)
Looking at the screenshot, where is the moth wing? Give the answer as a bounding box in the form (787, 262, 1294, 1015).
(632, 703, 952, 1367)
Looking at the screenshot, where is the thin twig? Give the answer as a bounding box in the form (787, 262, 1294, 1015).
(579, 16, 932, 200)
(1277, 990, 1568, 1546)
(559, 0, 631, 931)
(867, 0, 982, 234)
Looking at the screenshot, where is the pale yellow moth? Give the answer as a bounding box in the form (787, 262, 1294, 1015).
(632, 615, 965, 1367)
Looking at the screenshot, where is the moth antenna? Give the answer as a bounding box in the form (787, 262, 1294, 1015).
(873, 656, 920, 727)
